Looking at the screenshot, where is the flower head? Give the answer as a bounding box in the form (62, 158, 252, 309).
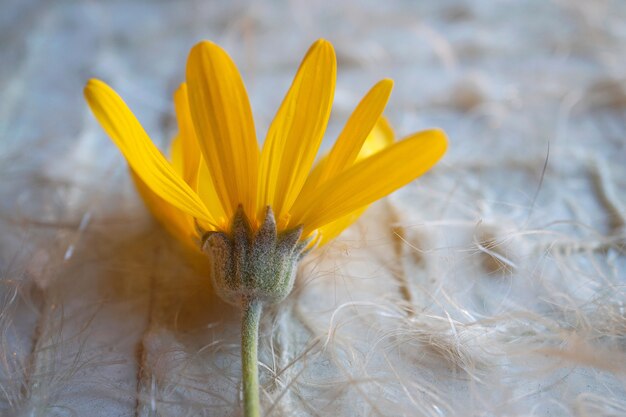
(85, 39, 447, 306)
(84, 39, 446, 255)
(85, 39, 447, 416)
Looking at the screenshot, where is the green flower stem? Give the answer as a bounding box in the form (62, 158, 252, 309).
(241, 298, 263, 417)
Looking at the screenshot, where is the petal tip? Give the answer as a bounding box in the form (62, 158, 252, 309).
(84, 78, 104, 93)
(381, 78, 394, 89)
(173, 82, 188, 102)
(193, 39, 216, 49)
(188, 40, 224, 61)
(309, 38, 336, 57)
(313, 38, 331, 46)
(84, 78, 112, 103)
(371, 78, 394, 99)
(429, 128, 449, 155)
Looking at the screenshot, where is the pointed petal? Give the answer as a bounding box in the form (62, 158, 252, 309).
(173, 83, 202, 185)
(186, 41, 259, 220)
(131, 170, 201, 250)
(317, 79, 393, 185)
(169, 134, 186, 176)
(172, 83, 227, 224)
(312, 117, 396, 245)
(299, 114, 395, 204)
(291, 129, 447, 236)
(84, 79, 215, 224)
(316, 206, 367, 247)
(305, 117, 395, 245)
(258, 39, 336, 222)
(196, 157, 228, 230)
(356, 115, 395, 160)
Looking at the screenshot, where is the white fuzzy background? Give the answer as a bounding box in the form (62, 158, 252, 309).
(1, 0, 626, 416)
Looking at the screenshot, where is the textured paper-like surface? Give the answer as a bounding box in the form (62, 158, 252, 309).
(1, 1, 625, 416)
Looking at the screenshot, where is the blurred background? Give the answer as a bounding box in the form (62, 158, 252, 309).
(1, 0, 625, 416)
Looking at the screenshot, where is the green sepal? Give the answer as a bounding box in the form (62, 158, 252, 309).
(202, 206, 309, 306)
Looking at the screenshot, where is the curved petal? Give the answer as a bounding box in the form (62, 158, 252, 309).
(169, 134, 186, 177)
(356, 116, 395, 160)
(258, 39, 336, 223)
(84, 79, 215, 224)
(186, 41, 259, 221)
(131, 170, 200, 250)
(300, 115, 396, 203)
(171, 82, 226, 227)
(196, 156, 228, 230)
(173, 83, 202, 186)
(291, 129, 448, 236)
(312, 117, 397, 245)
(304, 115, 394, 186)
(316, 79, 393, 185)
(316, 206, 367, 246)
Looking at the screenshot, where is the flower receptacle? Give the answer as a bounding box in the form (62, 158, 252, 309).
(202, 206, 310, 307)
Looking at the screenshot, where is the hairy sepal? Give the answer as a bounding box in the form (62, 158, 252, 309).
(202, 206, 309, 306)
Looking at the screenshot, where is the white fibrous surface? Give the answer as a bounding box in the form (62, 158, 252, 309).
(1, 0, 625, 416)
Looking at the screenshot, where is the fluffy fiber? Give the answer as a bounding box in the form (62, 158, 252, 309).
(1, 0, 625, 416)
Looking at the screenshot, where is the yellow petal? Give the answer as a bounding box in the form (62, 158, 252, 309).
(169, 147, 224, 232)
(84, 79, 215, 224)
(316, 206, 367, 247)
(258, 39, 336, 222)
(169, 134, 185, 177)
(356, 116, 395, 160)
(291, 129, 447, 236)
(172, 82, 226, 226)
(173, 83, 202, 186)
(298, 114, 395, 213)
(311, 117, 397, 245)
(196, 157, 228, 229)
(131, 170, 200, 250)
(186, 41, 259, 221)
(316, 79, 393, 185)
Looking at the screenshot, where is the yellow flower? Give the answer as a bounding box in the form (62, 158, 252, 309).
(85, 39, 448, 417)
(84, 39, 446, 253)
